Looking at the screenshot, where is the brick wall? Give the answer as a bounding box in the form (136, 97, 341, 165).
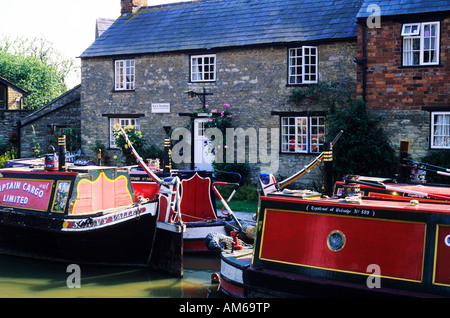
(81, 41, 357, 186)
(356, 15, 450, 158)
(357, 16, 450, 110)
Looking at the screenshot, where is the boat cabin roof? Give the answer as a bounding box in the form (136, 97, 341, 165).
(263, 194, 450, 216)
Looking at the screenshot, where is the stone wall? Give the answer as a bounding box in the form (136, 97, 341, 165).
(0, 110, 30, 148)
(81, 40, 357, 187)
(19, 85, 81, 158)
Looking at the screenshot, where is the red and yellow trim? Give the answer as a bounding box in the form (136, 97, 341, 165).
(258, 207, 427, 283)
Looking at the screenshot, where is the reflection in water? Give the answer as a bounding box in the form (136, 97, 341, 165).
(0, 253, 223, 298)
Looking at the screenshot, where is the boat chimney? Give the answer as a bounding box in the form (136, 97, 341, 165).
(58, 135, 67, 171)
(163, 126, 172, 173)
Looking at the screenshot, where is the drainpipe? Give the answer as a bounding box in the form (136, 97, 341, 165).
(16, 120, 21, 158)
(354, 21, 367, 102)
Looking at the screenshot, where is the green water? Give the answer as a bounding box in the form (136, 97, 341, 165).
(0, 254, 222, 298)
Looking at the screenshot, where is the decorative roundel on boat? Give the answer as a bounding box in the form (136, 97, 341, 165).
(327, 230, 346, 252)
(445, 234, 450, 247)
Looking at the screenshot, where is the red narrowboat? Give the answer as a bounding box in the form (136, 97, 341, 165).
(219, 135, 450, 297)
(0, 139, 185, 276)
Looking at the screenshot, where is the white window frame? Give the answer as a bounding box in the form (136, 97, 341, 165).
(402, 22, 440, 66)
(191, 54, 216, 82)
(431, 112, 450, 149)
(115, 59, 135, 91)
(281, 116, 326, 153)
(109, 118, 141, 148)
(288, 46, 319, 85)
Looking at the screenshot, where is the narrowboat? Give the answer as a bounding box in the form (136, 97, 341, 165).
(0, 137, 184, 276)
(120, 128, 244, 254)
(219, 135, 450, 297)
(130, 169, 241, 253)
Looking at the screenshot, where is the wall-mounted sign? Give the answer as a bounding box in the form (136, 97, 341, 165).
(151, 103, 170, 113)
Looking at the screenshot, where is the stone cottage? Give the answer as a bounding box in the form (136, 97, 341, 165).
(356, 1, 450, 159)
(80, 0, 362, 186)
(0, 76, 29, 150)
(18, 85, 81, 159)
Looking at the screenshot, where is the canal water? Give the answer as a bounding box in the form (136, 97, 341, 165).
(0, 253, 223, 298)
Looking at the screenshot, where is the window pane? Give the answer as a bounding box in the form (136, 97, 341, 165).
(110, 118, 141, 148)
(115, 59, 135, 90)
(403, 38, 420, 66)
(281, 116, 326, 153)
(310, 116, 326, 152)
(191, 55, 216, 82)
(422, 22, 439, 64)
(432, 113, 450, 148)
(302, 46, 318, 84)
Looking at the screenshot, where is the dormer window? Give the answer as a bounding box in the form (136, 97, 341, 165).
(402, 22, 440, 66)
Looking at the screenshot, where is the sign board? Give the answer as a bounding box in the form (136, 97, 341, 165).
(0, 178, 53, 211)
(151, 103, 171, 113)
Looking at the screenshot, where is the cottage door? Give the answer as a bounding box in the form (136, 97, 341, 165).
(193, 118, 214, 171)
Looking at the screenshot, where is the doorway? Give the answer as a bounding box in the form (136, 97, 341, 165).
(193, 118, 214, 171)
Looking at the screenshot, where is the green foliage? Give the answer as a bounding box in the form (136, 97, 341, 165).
(215, 183, 259, 213)
(90, 140, 109, 165)
(289, 81, 354, 110)
(327, 98, 396, 180)
(203, 104, 233, 133)
(113, 125, 145, 165)
(0, 37, 75, 109)
(48, 124, 81, 153)
(141, 144, 164, 163)
(0, 147, 17, 168)
(113, 125, 164, 166)
(212, 162, 251, 184)
(30, 125, 41, 158)
(0, 133, 17, 168)
(420, 150, 450, 184)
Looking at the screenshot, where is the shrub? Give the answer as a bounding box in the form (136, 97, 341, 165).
(327, 98, 396, 181)
(420, 150, 450, 184)
(0, 148, 17, 168)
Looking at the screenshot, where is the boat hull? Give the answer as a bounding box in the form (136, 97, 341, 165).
(220, 195, 450, 297)
(0, 203, 158, 268)
(184, 219, 230, 253)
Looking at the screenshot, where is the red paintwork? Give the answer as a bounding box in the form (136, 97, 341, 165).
(220, 277, 245, 297)
(260, 208, 426, 281)
(184, 240, 209, 252)
(335, 181, 450, 203)
(434, 225, 450, 285)
(132, 181, 159, 201)
(262, 195, 450, 215)
(180, 173, 216, 222)
(72, 173, 134, 214)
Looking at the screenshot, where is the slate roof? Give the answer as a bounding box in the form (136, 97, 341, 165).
(357, 0, 450, 18)
(0, 76, 28, 95)
(80, 0, 363, 58)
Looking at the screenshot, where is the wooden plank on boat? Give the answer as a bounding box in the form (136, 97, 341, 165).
(150, 222, 184, 277)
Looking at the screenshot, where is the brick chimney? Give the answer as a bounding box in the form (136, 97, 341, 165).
(121, 0, 147, 15)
